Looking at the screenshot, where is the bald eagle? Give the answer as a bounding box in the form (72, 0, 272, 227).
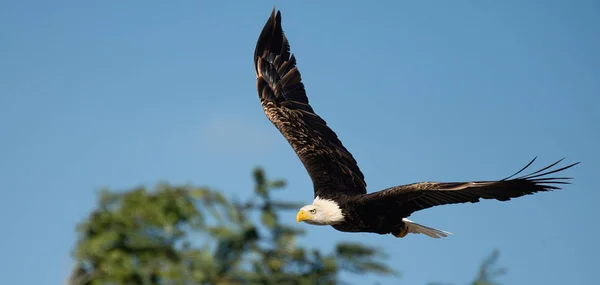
(253, 9, 579, 239)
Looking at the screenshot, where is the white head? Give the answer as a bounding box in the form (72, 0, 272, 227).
(296, 196, 345, 225)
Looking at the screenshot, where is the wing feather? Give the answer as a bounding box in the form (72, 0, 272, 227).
(362, 158, 579, 217)
(254, 9, 366, 197)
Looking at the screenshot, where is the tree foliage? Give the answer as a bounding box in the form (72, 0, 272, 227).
(429, 250, 506, 285)
(69, 168, 396, 285)
(69, 167, 505, 285)
(471, 250, 506, 285)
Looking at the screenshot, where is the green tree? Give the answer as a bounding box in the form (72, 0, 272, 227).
(429, 250, 506, 285)
(69, 167, 505, 285)
(69, 168, 396, 285)
(471, 250, 506, 285)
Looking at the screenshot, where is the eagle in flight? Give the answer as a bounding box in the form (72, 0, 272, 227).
(253, 8, 579, 239)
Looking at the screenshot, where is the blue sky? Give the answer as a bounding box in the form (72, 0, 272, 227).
(1, 1, 598, 284)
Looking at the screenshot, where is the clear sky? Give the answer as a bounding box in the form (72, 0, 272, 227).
(1, 1, 598, 284)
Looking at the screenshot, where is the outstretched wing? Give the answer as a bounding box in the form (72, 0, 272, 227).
(254, 9, 366, 198)
(362, 158, 579, 217)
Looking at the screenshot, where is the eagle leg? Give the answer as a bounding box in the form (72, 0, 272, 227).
(393, 226, 409, 238)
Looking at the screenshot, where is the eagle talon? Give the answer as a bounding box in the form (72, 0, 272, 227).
(395, 227, 409, 238)
(253, 8, 579, 240)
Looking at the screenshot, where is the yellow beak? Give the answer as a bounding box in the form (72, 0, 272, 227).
(296, 210, 313, 223)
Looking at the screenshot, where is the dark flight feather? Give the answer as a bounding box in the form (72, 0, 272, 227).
(253, 9, 580, 238)
(360, 158, 580, 217)
(254, 8, 366, 198)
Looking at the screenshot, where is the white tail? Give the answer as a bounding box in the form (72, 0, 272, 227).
(401, 218, 453, 238)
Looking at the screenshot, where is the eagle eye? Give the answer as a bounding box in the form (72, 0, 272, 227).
(309, 209, 316, 214)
